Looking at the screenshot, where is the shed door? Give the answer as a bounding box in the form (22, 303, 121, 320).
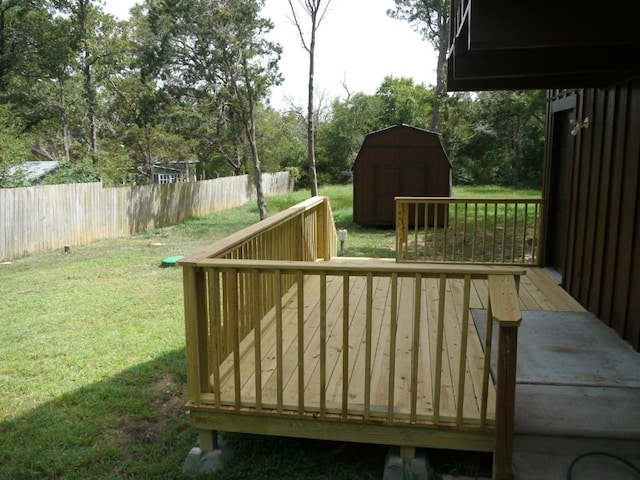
(374, 164, 428, 225)
(545, 109, 574, 280)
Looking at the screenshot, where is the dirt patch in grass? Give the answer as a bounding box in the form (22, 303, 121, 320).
(98, 373, 188, 451)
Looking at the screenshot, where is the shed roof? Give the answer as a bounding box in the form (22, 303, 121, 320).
(352, 124, 451, 169)
(7, 161, 60, 181)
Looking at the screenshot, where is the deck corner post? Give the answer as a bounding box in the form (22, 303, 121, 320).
(396, 199, 408, 261)
(492, 324, 518, 480)
(321, 197, 333, 261)
(183, 266, 208, 405)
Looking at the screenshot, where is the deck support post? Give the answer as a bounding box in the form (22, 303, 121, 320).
(492, 325, 518, 480)
(199, 429, 218, 453)
(488, 274, 522, 480)
(400, 446, 416, 462)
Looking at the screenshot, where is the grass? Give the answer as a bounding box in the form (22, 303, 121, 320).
(0, 185, 522, 479)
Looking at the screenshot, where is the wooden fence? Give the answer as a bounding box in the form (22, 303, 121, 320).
(0, 172, 291, 261)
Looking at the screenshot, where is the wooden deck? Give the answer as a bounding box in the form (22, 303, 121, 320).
(187, 264, 582, 451)
(180, 197, 589, 478)
(214, 272, 493, 425)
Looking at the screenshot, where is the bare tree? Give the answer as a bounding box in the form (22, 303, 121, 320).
(287, 0, 332, 197)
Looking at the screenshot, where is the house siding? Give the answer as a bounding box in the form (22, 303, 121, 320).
(545, 81, 640, 350)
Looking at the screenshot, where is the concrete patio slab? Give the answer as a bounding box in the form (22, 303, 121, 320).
(472, 309, 640, 479)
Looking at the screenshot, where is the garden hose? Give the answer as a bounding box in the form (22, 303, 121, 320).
(566, 451, 640, 479)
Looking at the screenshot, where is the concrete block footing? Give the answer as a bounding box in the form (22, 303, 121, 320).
(182, 436, 233, 475)
(382, 446, 429, 480)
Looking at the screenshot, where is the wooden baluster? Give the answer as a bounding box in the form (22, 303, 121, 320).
(387, 273, 399, 421)
(320, 272, 327, 416)
(433, 274, 446, 425)
(511, 203, 518, 264)
(229, 269, 241, 409)
(297, 270, 305, 414)
(410, 273, 422, 424)
(275, 271, 284, 414)
(207, 268, 222, 408)
(253, 271, 262, 412)
(342, 272, 350, 418)
(364, 272, 373, 420)
(456, 275, 471, 426)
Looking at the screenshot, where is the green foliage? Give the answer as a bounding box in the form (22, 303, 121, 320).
(0, 0, 544, 192)
(377, 75, 434, 129)
(387, 0, 449, 47)
(443, 90, 545, 188)
(42, 160, 100, 185)
(0, 104, 31, 188)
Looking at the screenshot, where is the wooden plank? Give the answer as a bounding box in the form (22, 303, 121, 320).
(488, 275, 522, 327)
(527, 268, 586, 312)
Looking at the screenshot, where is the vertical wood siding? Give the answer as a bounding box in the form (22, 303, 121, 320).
(0, 173, 291, 261)
(546, 82, 640, 350)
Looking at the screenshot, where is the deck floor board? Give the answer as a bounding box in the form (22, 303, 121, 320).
(210, 267, 579, 425)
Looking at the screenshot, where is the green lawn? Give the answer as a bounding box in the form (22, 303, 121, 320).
(0, 185, 533, 479)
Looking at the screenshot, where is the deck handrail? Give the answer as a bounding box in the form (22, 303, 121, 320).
(181, 196, 337, 402)
(184, 255, 522, 474)
(181, 197, 522, 480)
(396, 196, 543, 266)
(180, 195, 337, 266)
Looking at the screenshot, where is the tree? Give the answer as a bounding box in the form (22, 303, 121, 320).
(317, 92, 383, 184)
(0, 104, 30, 188)
(376, 76, 434, 129)
(286, 0, 332, 197)
(54, 0, 131, 165)
(387, 0, 449, 131)
(447, 90, 545, 187)
(143, 0, 281, 219)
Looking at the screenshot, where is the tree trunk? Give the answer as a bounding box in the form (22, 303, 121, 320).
(59, 75, 71, 162)
(84, 63, 98, 164)
(241, 59, 267, 220)
(430, 9, 449, 132)
(307, 10, 318, 197)
(78, 0, 98, 164)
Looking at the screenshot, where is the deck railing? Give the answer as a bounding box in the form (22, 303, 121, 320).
(396, 197, 543, 266)
(181, 196, 522, 479)
(181, 195, 337, 373)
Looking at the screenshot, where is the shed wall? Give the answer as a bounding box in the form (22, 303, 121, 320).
(353, 127, 451, 227)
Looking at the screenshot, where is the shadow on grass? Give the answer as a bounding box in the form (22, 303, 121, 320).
(0, 348, 196, 480)
(0, 348, 387, 480)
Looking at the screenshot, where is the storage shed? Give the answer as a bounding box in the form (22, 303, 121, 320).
(352, 124, 452, 227)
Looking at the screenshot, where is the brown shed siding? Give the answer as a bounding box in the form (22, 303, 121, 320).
(544, 82, 640, 350)
(353, 125, 451, 227)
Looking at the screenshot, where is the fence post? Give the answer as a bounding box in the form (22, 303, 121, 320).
(488, 274, 522, 480)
